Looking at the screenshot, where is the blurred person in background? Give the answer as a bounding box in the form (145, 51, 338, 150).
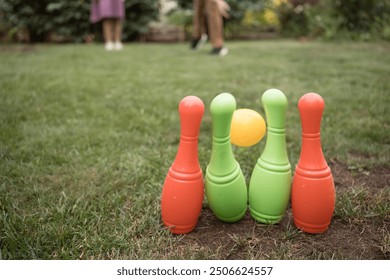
(191, 0, 230, 56)
(90, 0, 125, 51)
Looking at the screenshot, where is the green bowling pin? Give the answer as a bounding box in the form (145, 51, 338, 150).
(249, 89, 291, 224)
(205, 93, 247, 222)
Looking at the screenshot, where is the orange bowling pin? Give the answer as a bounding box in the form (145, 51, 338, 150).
(292, 93, 335, 234)
(161, 96, 204, 234)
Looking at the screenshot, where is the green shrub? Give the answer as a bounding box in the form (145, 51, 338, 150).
(45, 1, 92, 43)
(123, 0, 159, 41)
(277, 1, 308, 37)
(331, 0, 390, 40)
(0, 0, 54, 41)
(304, 1, 340, 39)
(276, 0, 390, 40)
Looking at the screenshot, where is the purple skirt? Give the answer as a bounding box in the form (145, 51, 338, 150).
(90, 0, 125, 23)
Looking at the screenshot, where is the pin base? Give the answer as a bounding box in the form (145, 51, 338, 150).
(249, 208, 283, 224)
(213, 208, 246, 223)
(163, 221, 196, 235)
(293, 217, 330, 234)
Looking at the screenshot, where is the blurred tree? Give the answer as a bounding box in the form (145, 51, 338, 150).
(332, 0, 390, 33)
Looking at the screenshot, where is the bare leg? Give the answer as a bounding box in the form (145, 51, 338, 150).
(112, 19, 123, 50)
(113, 19, 122, 42)
(102, 19, 114, 43)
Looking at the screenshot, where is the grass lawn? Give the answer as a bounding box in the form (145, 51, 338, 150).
(0, 40, 389, 259)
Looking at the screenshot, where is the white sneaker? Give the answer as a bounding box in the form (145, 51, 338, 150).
(190, 33, 208, 50)
(114, 41, 123, 51)
(105, 41, 114, 51)
(219, 47, 228, 57)
(210, 46, 228, 57)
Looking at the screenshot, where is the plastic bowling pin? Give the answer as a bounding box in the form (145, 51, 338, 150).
(249, 89, 291, 224)
(292, 93, 335, 234)
(205, 93, 247, 222)
(161, 96, 204, 234)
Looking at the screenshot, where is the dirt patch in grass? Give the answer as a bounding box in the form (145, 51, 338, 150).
(175, 161, 389, 260)
(330, 159, 390, 192)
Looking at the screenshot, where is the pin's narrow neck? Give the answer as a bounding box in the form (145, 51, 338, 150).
(208, 136, 237, 177)
(171, 136, 201, 176)
(296, 133, 329, 175)
(260, 126, 290, 167)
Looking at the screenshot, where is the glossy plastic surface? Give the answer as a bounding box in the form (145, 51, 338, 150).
(161, 96, 204, 234)
(292, 93, 335, 234)
(205, 93, 247, 222)
(249, 89, 291, 224)
(231, 109, 266, 147)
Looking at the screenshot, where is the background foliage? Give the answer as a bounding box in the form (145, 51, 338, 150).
(177, 0, 390, 41)
(0, 0, 390, 42)
(277, 0, 390, 40)
(0, 0, 159, 42)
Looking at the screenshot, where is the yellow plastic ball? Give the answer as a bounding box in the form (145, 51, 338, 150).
(231, 109, 266, 147)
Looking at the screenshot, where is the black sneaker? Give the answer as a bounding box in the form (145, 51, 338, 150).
(190, 34, 207, 50)
(210, 46, 228, 56)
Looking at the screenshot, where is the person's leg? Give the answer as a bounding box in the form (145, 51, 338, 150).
(205, 0, 224, 49)
(205, 0, 228, 56)
(103, 18, 114, 50)
(191, 0, 207, 49)
(113, 19, 123, 50)
(103, 18, 113, 42)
